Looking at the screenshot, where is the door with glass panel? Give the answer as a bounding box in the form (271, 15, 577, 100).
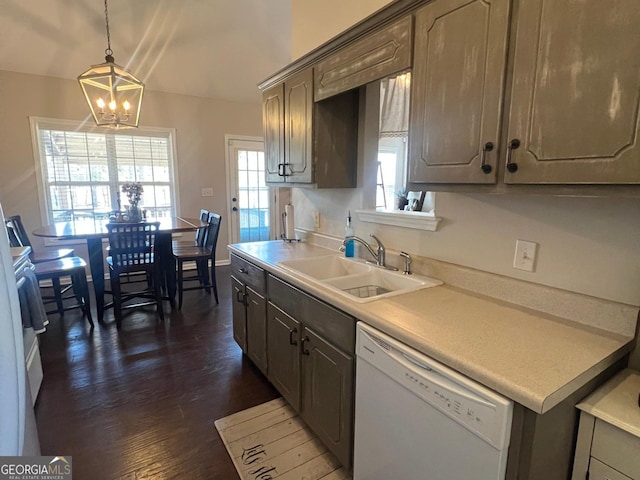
(227, 137, 272, 244)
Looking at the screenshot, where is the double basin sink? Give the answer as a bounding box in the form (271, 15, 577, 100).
(277, 254, 442, 303)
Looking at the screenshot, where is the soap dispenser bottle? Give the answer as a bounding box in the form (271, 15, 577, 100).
(344, 211, 354, 257)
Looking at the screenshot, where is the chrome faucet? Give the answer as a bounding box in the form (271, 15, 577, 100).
(342, 234, 396, 270)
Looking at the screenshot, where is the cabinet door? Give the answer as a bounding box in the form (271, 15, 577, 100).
(246, 286, 268, 375)
(505, 0, 640, 184)
(301, 327, 354, 469)
(231, 277, 246, 353)
(589, 458, 632, 480)
(262, 83, 285, 183)
(408, 0, 510, 184)
(285, 69, 314, 183)
(267, 303, 301, 411)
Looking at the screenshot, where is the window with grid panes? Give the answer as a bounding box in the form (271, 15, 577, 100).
(30, 118, 177, 224)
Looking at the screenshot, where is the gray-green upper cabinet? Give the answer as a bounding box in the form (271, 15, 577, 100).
(408, 0, 510, 184)
(504, 0, 640, 184)
(263, 83, 285, 184)
(314, 15, 413, 101)
(285, 69, 314, 184)
(262, 68, 359, 187)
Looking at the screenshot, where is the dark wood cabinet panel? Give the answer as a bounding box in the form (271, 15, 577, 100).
(408, 0, 510, 184)
(505, 0, 640, 184)
(262, 68, 359, 188)
(262, 83, 285, 183)
(301, 326, 354, 469)
(246, 287, 267, 375)
(231, 276, 246, 352)
(267, 303, 301, 411)
(314, 15, 413, 101)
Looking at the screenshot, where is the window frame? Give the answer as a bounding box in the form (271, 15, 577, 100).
(29, 116, 180, 245)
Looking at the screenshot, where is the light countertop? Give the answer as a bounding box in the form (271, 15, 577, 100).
(577, 369, 640, 438)
(228, 240, 635, 415)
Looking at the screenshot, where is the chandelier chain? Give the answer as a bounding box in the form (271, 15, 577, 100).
(104, 0, 113, 57)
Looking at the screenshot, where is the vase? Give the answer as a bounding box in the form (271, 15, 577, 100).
(127, 205, 142, 222)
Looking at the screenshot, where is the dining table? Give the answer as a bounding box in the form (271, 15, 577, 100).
(32, 216, 207, 324)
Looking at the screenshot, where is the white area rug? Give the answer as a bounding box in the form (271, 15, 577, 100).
(214, 398, 351, 480)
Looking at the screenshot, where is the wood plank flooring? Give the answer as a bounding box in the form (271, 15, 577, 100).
(35, 265, 279, 479)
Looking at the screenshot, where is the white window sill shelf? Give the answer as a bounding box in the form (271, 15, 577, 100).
(356, 209, 440, 231)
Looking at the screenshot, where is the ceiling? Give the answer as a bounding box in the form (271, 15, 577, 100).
(0, 0, 292, 104)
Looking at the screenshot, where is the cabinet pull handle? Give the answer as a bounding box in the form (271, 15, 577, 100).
(289, 328, 298, 346)
(235, 290, 245, 304)
(278, 163, 291, 177)
(506, 138, 520, 173)
(301, 336, 310, 355)
(481, 142, 494, 174)
(238, 268, 248, 274)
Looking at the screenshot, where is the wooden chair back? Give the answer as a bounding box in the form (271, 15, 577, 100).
(106, 222, 160, 271)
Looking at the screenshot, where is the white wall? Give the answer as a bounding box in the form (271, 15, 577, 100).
(291, 0, 393, 60)
(290, 1, 640, 308)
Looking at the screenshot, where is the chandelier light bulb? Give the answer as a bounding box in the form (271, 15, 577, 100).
(97, 98, 106, 109)
(109, 100, 117, 111)
(123, 100, 131, 111)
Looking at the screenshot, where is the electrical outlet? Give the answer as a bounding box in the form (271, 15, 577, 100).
(201, 187, 213, 197)
(513, 240, 538, 272)
(313, 212, 320, 229)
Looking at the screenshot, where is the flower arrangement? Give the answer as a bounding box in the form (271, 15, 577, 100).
(121, 182, 143, 208)
(120, 182, 144, 221)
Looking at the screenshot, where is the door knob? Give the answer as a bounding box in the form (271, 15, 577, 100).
(232, 207, 238, 212)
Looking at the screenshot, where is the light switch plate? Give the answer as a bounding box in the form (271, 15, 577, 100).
(201, 187, 213, 197)
(513, 240, 538, 272)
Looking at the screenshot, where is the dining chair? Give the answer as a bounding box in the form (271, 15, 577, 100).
(172, 213, 221, 309)
(106, 222, 164, 328)
(5, 214, 74, 263)
(172, 209, 209, 248)
(34, 257, 94, 328)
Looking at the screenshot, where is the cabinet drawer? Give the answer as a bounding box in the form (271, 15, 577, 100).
(230, 254, 266, 294)
(314, 15, 413, 101)
(268, 274, 355, 354)
(592, 419, 640, 479)
(589, 458, 632, 480)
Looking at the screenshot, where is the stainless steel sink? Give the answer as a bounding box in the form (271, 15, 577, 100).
(278, 255, 442, 302)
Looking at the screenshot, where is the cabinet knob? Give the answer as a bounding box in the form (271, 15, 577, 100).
(481, 142, 494, 174)
(506, 139, 520, 173)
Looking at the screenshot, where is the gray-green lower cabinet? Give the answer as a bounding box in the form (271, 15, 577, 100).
(300, 326, 354, 469)
(231, 277, 247, 352)
(230, 254, 268, 375)
(266, 303, 301, 411)
(267, 274, 355, 469)
(245, 287, 267, 374)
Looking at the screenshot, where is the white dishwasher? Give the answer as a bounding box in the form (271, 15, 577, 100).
(354, 322, 513, 480)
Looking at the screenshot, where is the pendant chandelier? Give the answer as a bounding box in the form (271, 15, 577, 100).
(78, 0, 144, 128)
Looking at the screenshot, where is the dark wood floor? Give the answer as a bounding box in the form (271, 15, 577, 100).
(35, 265, 279, 480)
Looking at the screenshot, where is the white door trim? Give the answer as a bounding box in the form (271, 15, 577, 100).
(225, 135, 270, 245)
